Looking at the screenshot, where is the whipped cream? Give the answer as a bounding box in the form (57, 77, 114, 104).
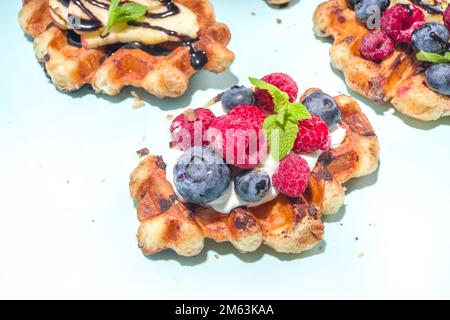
(163, 102, 347, 214)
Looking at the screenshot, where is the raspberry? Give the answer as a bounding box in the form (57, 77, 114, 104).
(207, 115, 267, 169)
(170, 108, 216, 151)
(254, 73, 298, 114)
(445, 6, 450, 31)
(381, 4, 426, 44)
(228, 105, 267, 130)
(359, 31, 395, 62)
(293, 115, 329, 153)
(272, 154, 311, 197)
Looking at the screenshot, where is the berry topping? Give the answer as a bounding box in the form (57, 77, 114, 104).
(221, 86, 256, 112)
(355, 0, 390, 24)
(170, 108, 216, 151)
(293, 115, 329, 153)
(272, 154, 311, 197)
(445, 6, 450, 31)
(228, 104, 267, 130)
(348, 0, 360, 10)
(207, 115, 267, 169)
(234, 169, 271, 203)
(381, 4, 426, 43)
(359, 30, 395, 62)
(301, 90, 341, 127)
(173, 146, 231, 204)
(254, 73, 299, 114)
(412, 23, 450, 54)
(425, 63, 450, 96)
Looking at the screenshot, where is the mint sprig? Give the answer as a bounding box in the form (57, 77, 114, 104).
(101, 0, 148, 37)
(249, 77, 311, 161)
(416, 51, 450, 63)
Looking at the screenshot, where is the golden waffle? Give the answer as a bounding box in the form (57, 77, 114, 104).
(18, 0, 235, 98)
(313, 0, 450, 121)
(266, 0, 292, 6)
(129, 91, 380, 257)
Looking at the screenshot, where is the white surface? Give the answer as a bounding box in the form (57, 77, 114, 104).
(1, 0, 449, 299)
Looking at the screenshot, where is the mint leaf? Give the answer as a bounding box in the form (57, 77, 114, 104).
(263, 116, 299, 161)
(416, 51, 450, 63)
(287, 102, 311, 122)
(250, 76, 311, 161)
(249, 77, 289, 113)
(102, 0, 148, 37)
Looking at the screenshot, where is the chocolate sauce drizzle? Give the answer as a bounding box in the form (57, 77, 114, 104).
(411, 0, 444, 14)
(127, 21, 208, 69)
(104, 42, 173, 56)
(67, 29, 83, 47)
(146, 0, 180, 19)
(60, 0, 207, 69)
(67, 29, 173, 56)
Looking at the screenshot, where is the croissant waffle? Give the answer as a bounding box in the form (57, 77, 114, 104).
(18, 0, 235, 98)
(129, 91, 380, 257)
(313, 0, 450, 121)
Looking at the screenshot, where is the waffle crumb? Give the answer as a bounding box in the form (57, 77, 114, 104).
(276, 18, 282, 24)
(214, 254, 220, 259)
(358, 252, 364, 258)
(131, 91, 146, 109)
(136, 148, 150, 158)
(251, 12, 256, 16)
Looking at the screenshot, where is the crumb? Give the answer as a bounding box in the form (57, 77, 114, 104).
(131, 91, 145, 109)
(214, 254, 220, 260)
(166, 114, 174, 121)
(251, 12, 256, 16)
(340, 223, 343, 226)
(276, 18, 282, 24)
(91, 219, 95, 223)
(136, 147, 150, 158)
(358, 253, 364, 258)
(101, 178, 106, 183)
(355, 237, 359, 241)
(204, 93, 222, 107)
(66, 180, 70, 184)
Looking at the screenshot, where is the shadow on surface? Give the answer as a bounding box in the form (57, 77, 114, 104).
(147, 238, 327, 266)
(267, 0, 302, 9)
(323, 162, 380, 224)
(345, 161, 381, 195)
(65, 69, 239, 111)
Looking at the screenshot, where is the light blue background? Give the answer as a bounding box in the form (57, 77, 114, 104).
(1, 0, 449, 299)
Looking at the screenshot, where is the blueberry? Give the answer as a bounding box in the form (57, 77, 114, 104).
(412, 23, 450, 54)
(348, 0, 361, 10)
(234, 169, 271, 203)
(301, 91, 341, 127)
(425, 63, 450, 96)
(174, 146, 231, 204)
(221, 86, 256, 112)
(355, 0, 390, 23)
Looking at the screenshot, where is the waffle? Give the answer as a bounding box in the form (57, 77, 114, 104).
(129, 91, 380, 257)
(266, 0, 292, 6)
(18, 0, 235, 98)
(313, 0, 450, 121)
